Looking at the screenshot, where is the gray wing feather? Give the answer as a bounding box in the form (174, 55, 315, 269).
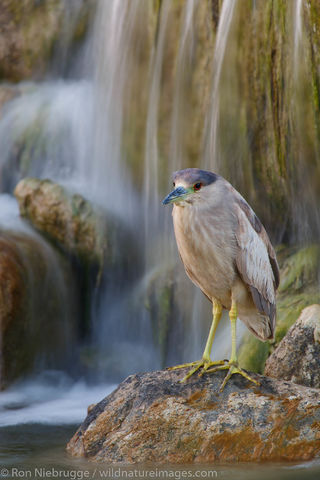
(234, 200, 279, 337)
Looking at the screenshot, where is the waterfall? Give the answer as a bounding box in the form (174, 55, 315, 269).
(294, 0, 303, 78)
(169, 0, 199, 173)
(144, 0, 171, 252)
(0, 0, 319, 391)
(87, 0, 145, 220)
(290, 0, 320, 242)
(203, 0, 236, 172)
(0, 81, 93, 192)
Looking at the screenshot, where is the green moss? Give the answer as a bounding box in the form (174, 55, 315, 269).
(71, 2, 97, 44)
(273, 244, 320, 352)
(278, 245, 320, 293)
(153, 0, 162, 15)
(238, 334, 270, 374)
(0, 0, 97, 82)
(275, 292, 320, 343)
(144, 267, 176, 367)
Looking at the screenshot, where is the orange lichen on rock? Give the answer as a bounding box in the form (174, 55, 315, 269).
(67, 369, 320, 464)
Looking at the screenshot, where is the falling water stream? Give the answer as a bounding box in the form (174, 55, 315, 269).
(203, 0, 236, 171)
(0, 0, 320, 475)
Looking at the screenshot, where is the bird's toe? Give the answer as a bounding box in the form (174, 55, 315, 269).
(168, 358, 229, 382)
(167, 360, 202, 371)
(205, 361, 260, 392)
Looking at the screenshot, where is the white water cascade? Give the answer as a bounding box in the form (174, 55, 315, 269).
(203, 0, 237, 172)
(0, 0, 318, 397)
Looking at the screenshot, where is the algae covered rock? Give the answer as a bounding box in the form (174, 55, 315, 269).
(0, 230, 77, 389)
(238, 334, 270, 374)
(67, 368, 320, 464)
(265, 305, 320, 388)
(0, 0, 96, 82)
(275, 245, 320, 344)
(0, 0, 63, 81)
(144, 268, 175, 365)
(143, 264, 193, 367)
(14, 177, 138, 275)
(14, 178, 106, 266)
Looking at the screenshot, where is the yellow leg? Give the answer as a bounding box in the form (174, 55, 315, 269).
(168, 299, 227, 381)
(229, 300, 238, 363)
(206, 300, 260, 391)
(203, 300, 223, 361)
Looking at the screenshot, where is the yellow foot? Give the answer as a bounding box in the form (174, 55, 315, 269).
(206, 361, 260, 392)
(168, 358, 227, 382)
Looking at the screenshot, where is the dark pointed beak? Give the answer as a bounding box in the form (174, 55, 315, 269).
(162, 186, 188, 205)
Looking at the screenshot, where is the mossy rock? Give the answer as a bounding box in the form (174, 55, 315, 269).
(0, 231, 78, 389)
(14, 177, 140, 287)
(277, 245, 320, 294)
(144, 267, 175, 365)
(275, 292, 320, 344)
(0, 0, 96, 82)
(14, 177, 106, 266)
(238, 335, 270, 374)
(275, 245, 320, 343)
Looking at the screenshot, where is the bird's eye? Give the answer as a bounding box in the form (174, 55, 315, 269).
(173, 182, 175, 187)
(194, 183, 202, 191)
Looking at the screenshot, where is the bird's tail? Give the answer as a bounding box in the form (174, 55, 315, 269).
(239, 312, 275, 341)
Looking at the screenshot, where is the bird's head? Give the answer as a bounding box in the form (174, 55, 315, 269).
(162, 168, 219, 206)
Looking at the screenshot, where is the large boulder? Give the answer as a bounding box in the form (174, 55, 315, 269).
(67, 368, 320, 464)
(0, 233, 27, 388)
(14, 178, 106, 266)
(264, 305, 320, 388)
(14, 177, 139, 274)
(0, 230, 78, 389)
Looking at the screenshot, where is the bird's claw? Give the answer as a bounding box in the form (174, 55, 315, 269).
(167, 358, 228, 382)
(205, 362, 260, 392)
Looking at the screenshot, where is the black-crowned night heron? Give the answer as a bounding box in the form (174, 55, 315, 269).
(162, 168, 279, 391)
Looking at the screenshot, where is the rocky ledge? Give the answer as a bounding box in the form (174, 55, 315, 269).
(265, 304, 320, 388)
(67, 367, 320, 464)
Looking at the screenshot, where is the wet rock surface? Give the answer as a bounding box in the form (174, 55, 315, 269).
(0, 0, 64, 81)
(0, 0, 96, 82)
(14, 178, 107, 266)
(0, 231, 77, 389)
(0, 233, 28, 389)
(67, 368, 320, 464)
(265, 305, 320, 388)
(14, 177, 139, 275)
(14, 177, 139, 276)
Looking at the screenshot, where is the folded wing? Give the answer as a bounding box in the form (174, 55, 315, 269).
(234, 198, 279, 338)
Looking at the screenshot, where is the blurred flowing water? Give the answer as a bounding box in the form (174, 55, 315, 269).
(0, 4, 319, 473)
(203, 0, 236, 171)
(0, 0, 229, 385)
